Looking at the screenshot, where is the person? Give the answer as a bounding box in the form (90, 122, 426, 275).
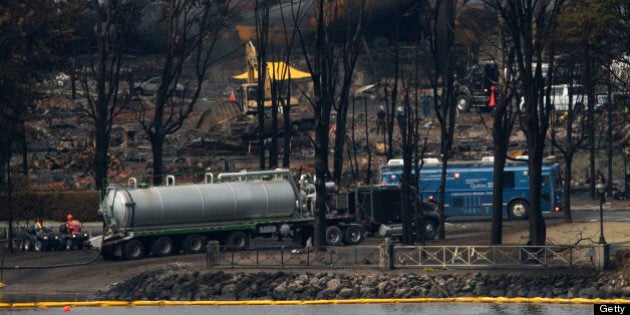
(65, 214, 83, 236)
(376, 106, 386, 135)
(396, 106, 405, 132)
(34, 219, 45, 237)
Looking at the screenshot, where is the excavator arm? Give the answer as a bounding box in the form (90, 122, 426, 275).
(245, 40, 271, 99)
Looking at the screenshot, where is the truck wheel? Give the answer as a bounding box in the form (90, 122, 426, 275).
(34, 240, 44, 252)
(225, 231, 250, 250)
(22, 239, 30, 251)
(123, 240, 144, 260)
(183, 234, 205, 254)
(151, 237, 175, 257)
(343, 225, 363, 245)
(65, 239, 73, 251)
(509, 199, 529, 220)
(423, 219, 438, 241)
(456, 95, 470, 113)
(325, 226, 343, 246)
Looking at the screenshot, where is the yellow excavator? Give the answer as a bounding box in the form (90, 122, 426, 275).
(196, 41, 312, 138)
(233, 41, 313, 134)
(239, 41, 309, 114)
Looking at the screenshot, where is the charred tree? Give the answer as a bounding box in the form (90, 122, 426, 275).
(429, 0, 457, 240)
(137, 0, 232, 185)
(492, 0, 562, 245)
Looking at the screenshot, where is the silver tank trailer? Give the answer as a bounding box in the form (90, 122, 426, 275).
(102, 170, 299, 232)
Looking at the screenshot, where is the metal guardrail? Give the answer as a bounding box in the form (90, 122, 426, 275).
(212, 246, 382, 269)
(208, 244, 606, 269)
(393, 245, 598, 268)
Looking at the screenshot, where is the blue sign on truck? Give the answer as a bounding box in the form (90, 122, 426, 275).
(379, 157, 563, 219)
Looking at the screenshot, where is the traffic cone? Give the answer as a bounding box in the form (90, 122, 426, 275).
(229, 90, 236, 102)
(489, 86, 496, 107)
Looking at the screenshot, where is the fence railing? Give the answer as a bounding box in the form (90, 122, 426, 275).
(208, 244, 609, 269)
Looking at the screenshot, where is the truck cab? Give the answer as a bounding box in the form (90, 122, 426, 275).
(456, 61, 499, 113)
(338, 185, 441, 241)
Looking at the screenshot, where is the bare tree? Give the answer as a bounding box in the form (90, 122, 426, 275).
(555, 0, 627, 201)
(429, 0, 457, 240)
(137, 0, 232, 185)
(0, 0, 71, 252)
(487, 29, 520, 244)
(79, 0, 140, 189)
(330, 0, 367, 187)
(295, 0, 365, 247)
(493, 0, 562, 245)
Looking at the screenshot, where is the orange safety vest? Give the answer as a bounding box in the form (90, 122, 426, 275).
(66, 220, 82, 235)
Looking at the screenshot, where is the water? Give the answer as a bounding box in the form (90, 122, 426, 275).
(2, 303, 593, 314)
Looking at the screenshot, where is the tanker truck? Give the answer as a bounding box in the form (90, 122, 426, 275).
(98, 169, 365, 260)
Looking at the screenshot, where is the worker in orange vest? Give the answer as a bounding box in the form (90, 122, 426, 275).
(34, 218, 45, 237)
(65, 214, 83, 236)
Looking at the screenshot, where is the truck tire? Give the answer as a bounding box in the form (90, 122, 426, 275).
(65, 239, 73, 251)
(22, 238, 33, 252)
(23, 239, 32, 251)
(456, 94, 470, 113)
(343, 225, 363, 245)
(325, 226, 343, 246)
(151, 237, 175, 257)
(225, 231, 250, 250)
(182, 234, 205, 254)
(423, 219, 438, 240)
(123, 240, 144, 260)
(34, 240, 44, 252)
(509, 199, 529, 220)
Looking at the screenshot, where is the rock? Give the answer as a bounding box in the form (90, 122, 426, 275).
(94, 269, 630, 301)
(578, 287, 596, 298)
(489, 289, 505, 297)
(272, 282, 288, 300)
(337, 288, 355, 299)
(326, 278, 342, 292)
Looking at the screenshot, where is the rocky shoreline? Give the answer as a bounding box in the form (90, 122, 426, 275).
(92, 263, 630, 301)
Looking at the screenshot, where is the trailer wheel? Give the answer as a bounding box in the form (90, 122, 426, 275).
(183, 234, 206, 254)
(151, 237, 175, 257)
(225, 231, 250, 250)
(343, 225, 363, 245)
(509, 199, 529, 220)
(123, 240, 144, 260)
(325, 226, 343, 246)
